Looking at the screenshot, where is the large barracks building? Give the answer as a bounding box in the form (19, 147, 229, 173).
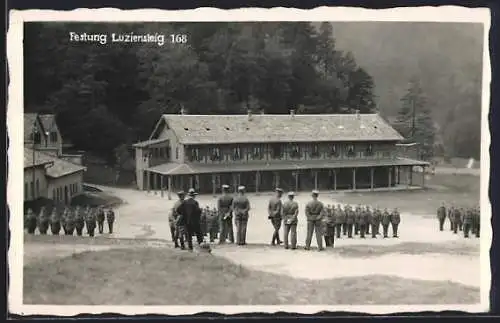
(133, 110, 429, 198)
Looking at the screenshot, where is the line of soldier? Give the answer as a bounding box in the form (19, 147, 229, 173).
(267, 188, 402, 251)
(436, 204, 480, 238)
(25, 205, 116, 237)
(169, 185, 251, 250)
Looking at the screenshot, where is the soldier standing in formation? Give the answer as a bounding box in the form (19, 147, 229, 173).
(390, 208, 401, 238)
(381, 208, 391, 238)
(50, 208, 61, 235)
(335, 204, 345, 239)
(63, 206, 75, 235)
(170, 191, 185, 248)
(232, 186, 251, 246)
(97, 207, 106, 234)
(218, 184, 234, 244)
(37, 206, 50, 235)
(358, 206, 367, 239)
(176, 188, 204, 251)
(74, 206, 85, 236)
(26, 208, 37, 234)
(268, 188, 284, 245)
(206, 206, 219, 243)
(437, 203, 447, 231)
(365, 206, 372, 236)
(371, 207, 381, 238)
(463, 207, 473, 238)
(474, 206, 480, 238)
(448, 206, 455, 231)
(107, 208, 116, 234)
(354, 205, 361, 235)
(323, 204, 336, 247)
(452, 207, 462, 234)
(85, 206, 97, 237)
(304, 190, 325, 251)
(282, 191, 299, 250)
(346, 205, 355, 238)
(200, 206, 209, 237)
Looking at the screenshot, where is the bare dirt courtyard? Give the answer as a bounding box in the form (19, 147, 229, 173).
(23, 173, 482, 305)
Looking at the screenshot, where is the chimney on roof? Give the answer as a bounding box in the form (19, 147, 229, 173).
(290, 109, 295, 118)
(247, 109, 253, 121)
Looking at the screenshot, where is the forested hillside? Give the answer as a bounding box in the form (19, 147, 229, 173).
(23, 21, 483, 165)
(328, 22, 484, 159)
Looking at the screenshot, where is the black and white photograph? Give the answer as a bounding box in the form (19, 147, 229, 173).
(7, 6, 491, 315)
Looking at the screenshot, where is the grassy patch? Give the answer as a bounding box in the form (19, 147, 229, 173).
(24, 233, 149, 247)
(24, 247, 479, 305)
(339, 173, 479, 216)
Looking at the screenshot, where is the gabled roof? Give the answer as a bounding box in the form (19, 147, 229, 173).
(157, 113, 404, 145)
(24, 113, 41, 142)
(38, 114, 57, 132)
(24, 147, 86, 178)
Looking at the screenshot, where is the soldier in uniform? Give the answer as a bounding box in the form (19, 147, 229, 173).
(64, 206, 75, 235)
(475, 206, 480, 238)
(232, 186, 251, 246)
(169, 191, 185, 248)
(282, 191, 299, 250)
(458, 207, 465, 231)
(346, 205, 355, 238)
(341, 205, 348, 236)
(37, 206, 50, 235)
(463, 207, 473, 238)
(107, 208, 116, 234)
(372, 206, 381, 236)
(97, 207, 106, 234)
(448, 206, 455, 231)
(50, 208, 61, 235)
(304, 190, 325, 251)
(323, 204, 336, 247)
(200, 206, 209, 237)
(371, 206, 381, 238)
(381, 208, 391, 238)
(268, 188, 284, 245)
(74, 206, 85, 236)
(206, 206, 219, 243)
(358, 206, 367, 239)
(26, 208, 37, 234)
(452, 207, 462, 234)
(354, 205, 361, 235)
(335, 204, 345, 239)
(390, 208, 401, 238)
(365, 206, 372, 235)
(85, 206, 97, 237)
(217, 184, 235, 244)
(437, 203, 447, 231)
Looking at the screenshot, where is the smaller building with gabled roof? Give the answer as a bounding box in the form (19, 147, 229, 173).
(133, 111, 429, 198)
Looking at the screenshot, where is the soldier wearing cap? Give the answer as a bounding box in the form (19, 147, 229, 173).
(206, 205, 219, 242)
(372, 206, 381, 237)
(345, 205, 355, 238)
(358, 206, 367, 239)
(354, 205, 362, 236)
(74, 205, 85, 236)
(217, 184, 235, 244)
(97, 206, 106, 234)
(169, 191, 185, 248)
(232, 185, 251, 245)
(304, 190, 325, 251)
(201, 205, 209, 237)
(323, 204, 336, 247)
(448, 206, 455, 231)
(268, 188, 284, 245)
(335, 204, 346, 238)
(437, 202, 447, 232)
(463, 207, 474, 238)
(282, 191, 299, 249)
(25, 208, 37, 234)
(452, 207, 462, 234)
(37, 206, 50, 235)
(49, 208, 62, 235)
(176, 188, 204, 250)
(106, 208, 116, 234)
(381, 208, 391, 238)
(85, 206, 97, 237)
(390, 207, 401, 238)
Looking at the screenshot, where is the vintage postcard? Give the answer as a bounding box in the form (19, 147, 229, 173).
(7, 6, 491, 316)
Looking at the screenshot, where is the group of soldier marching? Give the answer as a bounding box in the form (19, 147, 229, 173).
(168, 185, 402, 251)
(436, 204, 480, 238)
(25, 205, 116, 237)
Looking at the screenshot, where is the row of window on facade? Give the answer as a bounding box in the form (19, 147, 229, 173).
(29, 131, 58, 144)
(187, 144, 391, 162)
(24, 180, 41, 201)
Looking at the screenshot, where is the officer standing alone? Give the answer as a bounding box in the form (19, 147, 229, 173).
(282, 191, 299, 250)
(268, 188, 284, 245)
(304, 190, 325, 251)
(232, 186, 251, 246)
